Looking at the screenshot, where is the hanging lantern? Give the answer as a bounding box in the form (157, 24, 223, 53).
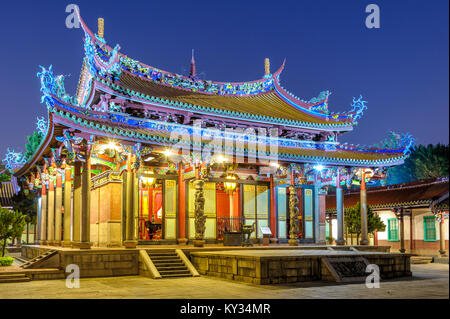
(224, 174, 237, 193)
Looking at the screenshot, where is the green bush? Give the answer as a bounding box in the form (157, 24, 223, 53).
(0, 256, 14, 266)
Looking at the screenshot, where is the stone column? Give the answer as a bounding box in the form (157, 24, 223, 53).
(336, 185, 345, 245)
(439, 212, 447, 256)
(269, 174, 277, 242)
(40, 184, 47, 245)
(193, 178, 206, 247)
(79, 159, 91, 249)
(72, 161, 82, 248)
(47, 179, 55, 245)
(328, 216, 333, 244)
(62, 166, 72, 247)
(124, 156, 138, 248)
(288, 185, 299, 246)
(54, 173, 63, 246)
(398, 208, 406, 253)
(360, 170, 369, 245)
(35, 192, 41, 244)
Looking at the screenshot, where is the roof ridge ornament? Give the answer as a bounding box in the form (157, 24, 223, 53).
(98, 18, 104, 38)
(190, 49, 197, 78)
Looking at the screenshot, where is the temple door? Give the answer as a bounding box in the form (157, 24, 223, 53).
(302, 186, 314, 240)
(276, 185, 287, 239)
(256, 185, 269, 239)
(243, 185, 256, 238)
(164, 180, 177, 239)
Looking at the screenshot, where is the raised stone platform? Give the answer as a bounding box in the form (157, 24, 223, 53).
(190, 249, 411, 284)
(17, 244, 405, 283)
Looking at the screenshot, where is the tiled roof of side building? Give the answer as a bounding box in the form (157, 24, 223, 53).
(326, 178, 450, 211)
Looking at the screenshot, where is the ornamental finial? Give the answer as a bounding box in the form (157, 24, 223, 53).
(190, 49, 197, 78)
(98, 18, 104, 38)
(264, 58, 270, 76)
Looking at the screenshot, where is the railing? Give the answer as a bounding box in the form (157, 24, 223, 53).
(216, 217, 244, 240)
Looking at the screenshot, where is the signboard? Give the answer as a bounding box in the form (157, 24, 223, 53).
(260, 226, 272, 236)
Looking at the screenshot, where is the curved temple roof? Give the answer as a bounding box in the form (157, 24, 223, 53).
(75, 10, 366, 131)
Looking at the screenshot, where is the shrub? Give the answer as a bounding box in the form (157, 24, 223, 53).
(0, 256, 14, 266)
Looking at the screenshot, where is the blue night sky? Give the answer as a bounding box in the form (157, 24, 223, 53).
(0, 0, 448, 156)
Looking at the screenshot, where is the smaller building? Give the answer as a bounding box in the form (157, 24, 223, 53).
(326, 177, 449, 256)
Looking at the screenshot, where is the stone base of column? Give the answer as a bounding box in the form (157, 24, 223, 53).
(399, 248, 406, 253)
(193, 239, 205, 247)
(270, 238, 278, 244)
(123, 240, 138, 249)
(335, 239, 346, 246)
(79, 242, 92, 249)
(288, 239, 299, 246)
(61, 241, 72, 247)
(360, 239, 369, 245)
(316, 240, 327, 245)
(53, 241, 61, 247)
(40, 240, 47, 245)
(439, 250, 447, 256)
(71, 241, 80, 248)
(177, 238, 188, 245)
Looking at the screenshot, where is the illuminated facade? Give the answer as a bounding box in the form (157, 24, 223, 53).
(4, 11, 415, 248)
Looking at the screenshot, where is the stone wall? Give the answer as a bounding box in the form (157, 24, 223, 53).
(191, 252, 411, 285)
(58, 250, 139, 277)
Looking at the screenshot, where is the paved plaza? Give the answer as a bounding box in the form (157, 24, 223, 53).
(0, 264, 447, 299)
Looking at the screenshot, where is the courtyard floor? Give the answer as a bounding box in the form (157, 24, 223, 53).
(0, 263, 448, 299)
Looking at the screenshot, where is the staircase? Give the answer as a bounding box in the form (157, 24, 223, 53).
(411, 256, 433, 264)
(147, 250, 192, 278)
(0, 273, 31, 283)
(21, 250, 58, 269)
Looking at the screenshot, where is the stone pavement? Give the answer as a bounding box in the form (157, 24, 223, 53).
(0, 264, 447, 299)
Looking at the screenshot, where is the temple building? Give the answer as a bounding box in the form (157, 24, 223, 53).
(3, 12, 416, 249)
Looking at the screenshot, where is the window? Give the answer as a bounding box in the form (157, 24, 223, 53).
(387, 218, 399, 241)
(423, 216, 437, 241)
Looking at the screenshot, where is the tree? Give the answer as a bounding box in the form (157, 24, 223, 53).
(11, 189, 37, 244)
(387, 144, 449, 185)
(0, 165, 11, 182)
(24, 131, 44, 160)
(345, 202, 385, 244)
(0, 207, 27, 256)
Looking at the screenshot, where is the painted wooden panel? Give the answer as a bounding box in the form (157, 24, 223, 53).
(277, 186, 287, 239)
(304, 188, 314, 239)
(243, 185, 255, 218)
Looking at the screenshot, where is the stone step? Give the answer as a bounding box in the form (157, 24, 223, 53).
(152, 258, 182, 262)
(0, 274, 30, 284)
(156, 265, 188, 270)
(153, 262, 185, 267)
(411, 256, 433, 264)
(161, 273, 192, 278)
(0, 273, 27, 279)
